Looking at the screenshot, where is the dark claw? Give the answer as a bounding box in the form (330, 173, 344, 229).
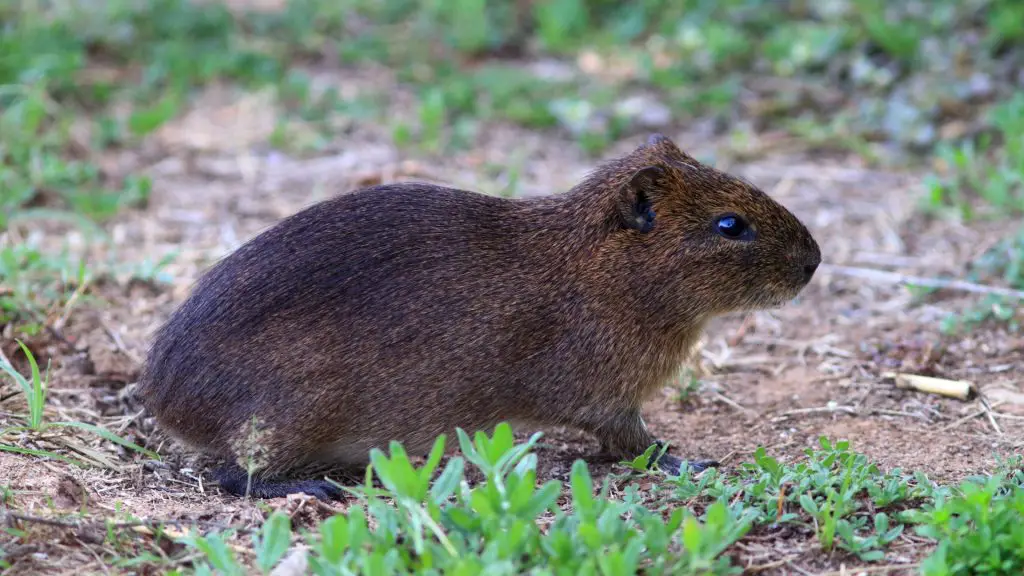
(211, 465, 346, 501)
(646, 442, 720, 476)
(685, 458, 721, 473)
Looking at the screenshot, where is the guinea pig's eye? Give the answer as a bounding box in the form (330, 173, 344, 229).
(714, 213, 753, 240)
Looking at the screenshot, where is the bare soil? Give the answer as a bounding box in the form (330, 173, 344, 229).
(2, 75, 1022, 575)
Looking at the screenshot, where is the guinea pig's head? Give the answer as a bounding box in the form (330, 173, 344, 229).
(603, 133, 821, 317)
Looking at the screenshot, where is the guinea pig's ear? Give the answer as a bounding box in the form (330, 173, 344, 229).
(645, 133, 674, 148)
(642, 133, 696, 167)
(643, 133, 682, 155)
(618, 165, 664, 234)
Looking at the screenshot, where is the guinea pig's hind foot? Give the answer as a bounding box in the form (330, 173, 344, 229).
(211, 465, 346, 501)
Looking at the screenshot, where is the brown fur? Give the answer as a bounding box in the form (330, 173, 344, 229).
(137, 134, 821, 498)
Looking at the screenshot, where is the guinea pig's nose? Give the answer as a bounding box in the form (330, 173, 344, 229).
(803, 261, 819, 283)
(801, 247, 821, 283)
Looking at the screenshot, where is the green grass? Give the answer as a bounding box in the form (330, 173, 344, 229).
(321, 0, 1024, 159)
(939, 229, 1024, 334)
(0, 0, 351, 334)
(0, 237, 93, 337)
(125, 425, 1021, 575)
(1, 340, 48, 430)
(3, 0, 1024, 336)
(924, 94, 1024, 220)
(927, 100, 1024, 333)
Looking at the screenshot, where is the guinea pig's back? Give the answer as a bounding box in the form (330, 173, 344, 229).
(136, 183, 546, 457)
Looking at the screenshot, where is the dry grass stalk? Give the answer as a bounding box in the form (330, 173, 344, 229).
(822, 263, 1024, 300)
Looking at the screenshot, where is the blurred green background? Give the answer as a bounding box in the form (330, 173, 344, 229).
(2, 0, 1023, 332)
(2, 4, 1024, 574)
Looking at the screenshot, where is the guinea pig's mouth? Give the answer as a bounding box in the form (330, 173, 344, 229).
(739, 294, 788, 313)
(756, 290, 804, 311)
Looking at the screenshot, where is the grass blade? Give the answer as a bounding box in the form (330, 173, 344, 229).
(0, 443, 87, 468)
(50, 421, 160, 460)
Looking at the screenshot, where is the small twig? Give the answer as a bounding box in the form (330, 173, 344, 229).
(708, 391, 755, 415)
(785, 561, 816, 576)
(116, 409, 147, 435)
(980, 396, 1003, 436)
(819, 564, 919, 575)
(934, 407, 986, 433)
(101, 319, 143, 366)
(77, 536, 112, 576)
(45, 324, 74, 348)
(715, 450, 737, 466)
(821, 263, 1024, 300)
(934, 400, 1006, 433)
(808, 372, 853, 384)
(990, 411, 1024, 421)
(132, 524, 253, 557)
(776, 484, 786, 522)
(870, 408, 931, 421)
(1, 510, 243, 534)
(852, 251, 925, 268)
(772, 404, 858, 422)
(166, 551, 205, 569)
(727, 314, 756, 346)
(745, 555, 801, 572)
(53, 277, 90, 333)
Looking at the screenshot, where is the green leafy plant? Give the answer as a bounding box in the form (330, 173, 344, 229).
(658, 436, 939, 564)
(180, 529, 246, 576)
(253, 511, 292, 574)
(913, 471, 1024, 575)
(835, 512, 905, 562)
(620, 442, 662, 473)
(180, 422, 754, 575)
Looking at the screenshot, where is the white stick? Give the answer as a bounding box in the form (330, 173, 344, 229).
(821, 264, 1024, 300)
(883, 372, 978, 401)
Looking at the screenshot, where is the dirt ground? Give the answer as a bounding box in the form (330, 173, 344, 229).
(2, 75, 1023, 575)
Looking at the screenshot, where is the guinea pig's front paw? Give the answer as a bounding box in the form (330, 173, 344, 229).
(652, 452, 684, 476)
(655, 454, 720, 476)
(685, 458, 721, 473)
(646, 443, 720, 476)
